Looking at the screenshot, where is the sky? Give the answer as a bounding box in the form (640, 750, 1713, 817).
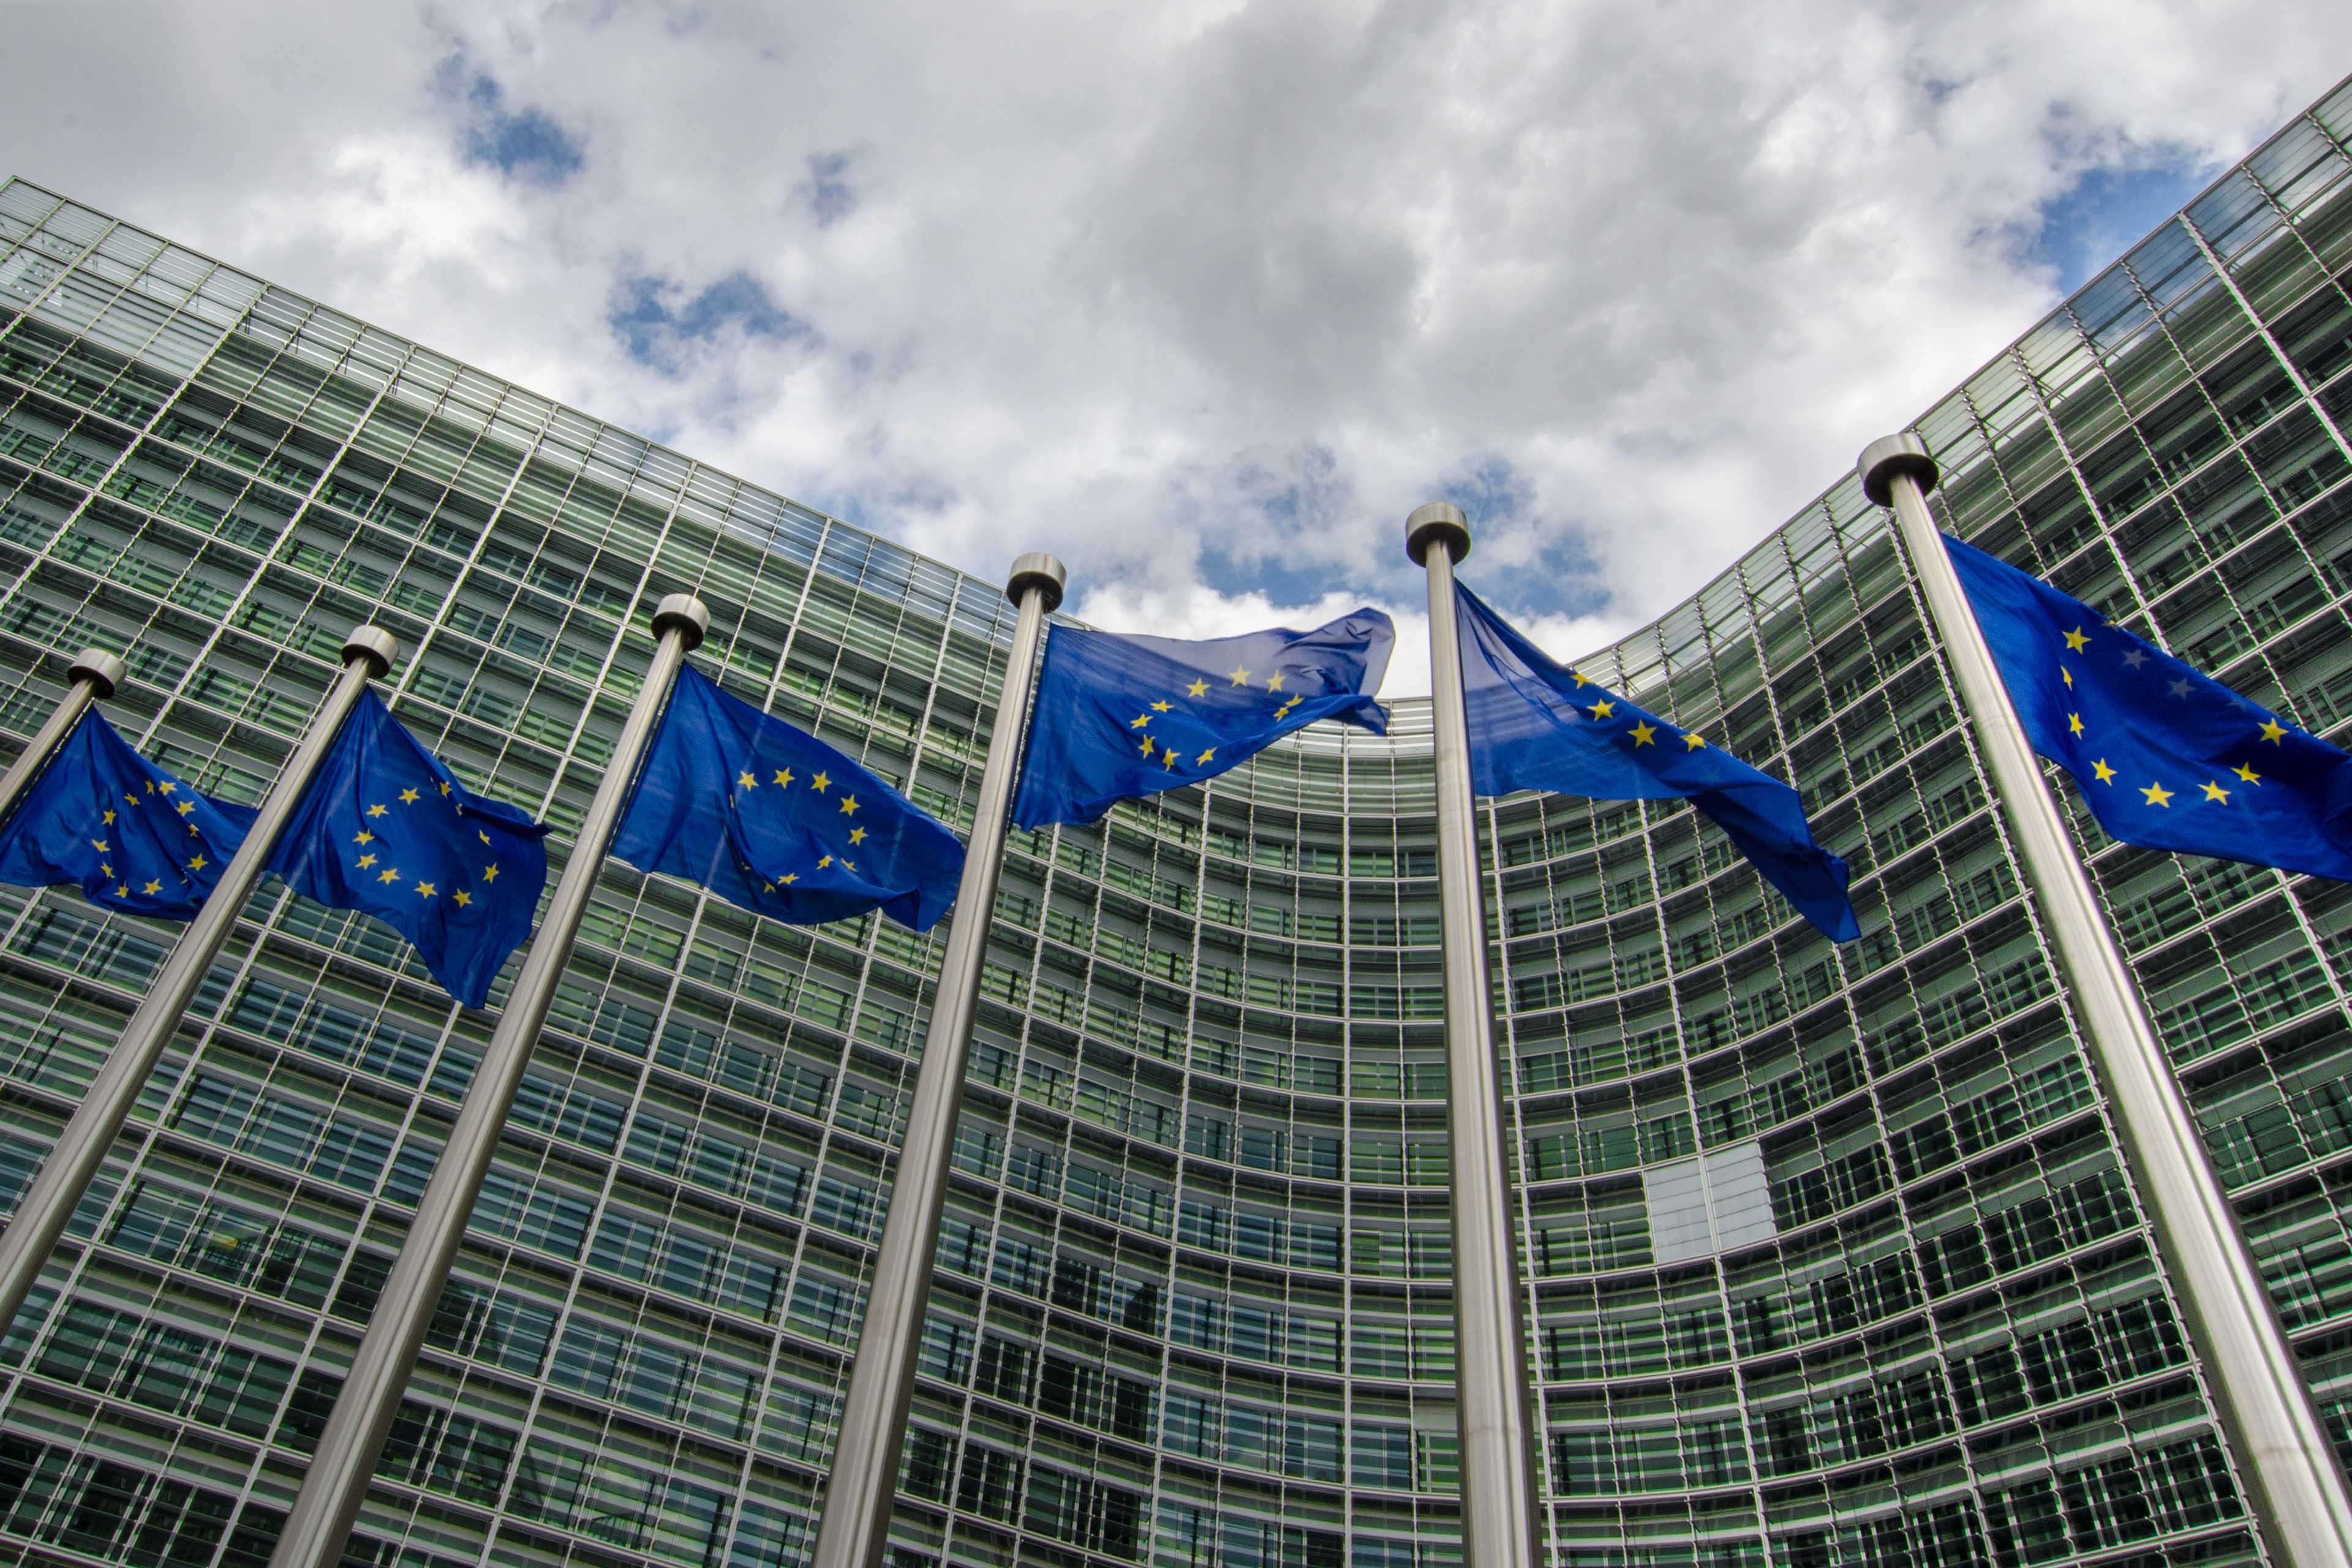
(1, 3, 2345, 696)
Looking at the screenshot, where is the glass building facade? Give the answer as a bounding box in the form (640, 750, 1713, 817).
(2, 73, 2352, 1568)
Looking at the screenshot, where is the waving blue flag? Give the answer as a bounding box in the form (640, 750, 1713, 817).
(265, 692, 549, 1007)
(1012, 609, 1394, 830)
(1457, 582, 1858, 941)
(1946, 532, 2352, 882)
(613, 665, 963, 932)
(0, 707, 255, 918)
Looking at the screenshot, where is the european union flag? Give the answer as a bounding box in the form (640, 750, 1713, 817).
(613, 665, 964, 932)
(1946, 532, 2352, 882)
(265, 693, 549, 1008)
(1455, 583, 1859, 941)
(0, 708, 255, 918)
(1012, 610, 1395, 830)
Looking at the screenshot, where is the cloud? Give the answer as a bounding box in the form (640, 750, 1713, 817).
(1, 1, 2345, 675)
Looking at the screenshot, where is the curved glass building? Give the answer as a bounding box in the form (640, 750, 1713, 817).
(2, 75, 2352, 1568)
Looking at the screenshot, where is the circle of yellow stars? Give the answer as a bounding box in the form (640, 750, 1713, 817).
(351, 776, 496, 908)
(91, 775, 215, 901)
(1121, 663, 1316, 775)
(2054, 623, 2284, 812)
(727, 762, 872, 894)
(1564, 668, 1709, 756)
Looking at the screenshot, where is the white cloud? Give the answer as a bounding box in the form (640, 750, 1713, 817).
(2, 1, 2345, 676)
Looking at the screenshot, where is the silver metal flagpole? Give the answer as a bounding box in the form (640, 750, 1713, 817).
(1861, 434, 2352, 1568)
(1407, 503, 1542, 1568)
(266, 594, 707, 1568)
(0, 627, 399, 1340)
(812, 551, 1065, 1568)
(0, 649, 127, 826)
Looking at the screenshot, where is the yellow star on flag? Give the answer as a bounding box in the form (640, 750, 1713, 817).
(2234, 763, 2261, 785)
(175, 800, 194, 817)
(818, 855, 834, 869)
(189, 855, 207, 872)
(1265, 673, 1284, 692)
(2063, 626, 2090, 652)
(1187, 679, 1208, 698)
(101, 809, 115, 826)
(1138, 735, 1156, 755)
(737, 771, 758, 790)
(399, 787, 420, 804)
(1197, 747, 1216, 765)
(1629, 722, 1657, 747)
(379, 867, 402, 884)
(416, 881, 437, 899)
(157, 782, 175, 796)
(774, 767, 796, 787)
(478, 829, 491, 845)
(1130, 713, 1152, 728)
(113, 884, 127, 897)
(840, 796, 861, 815)
(2259, 720, 2288, 744)
(358, 854, 378, 869)
(1152, 700, 1172, 712)
(781, 873, 798, 885)
(1228, 666, 1251, 686)
(142, 880, 162, 895)
(2141, 782, 2174, 807)
(2062, 668, 2073, 687)
(483, 864, 500, 882)
(2067, 713, 2084, 736)
(439, 781, 451, 797)
(455, 890, 473, 908)
(1571, 671, 1591, 688)
(811, 771, 831, 792)
(1684, 733, 1706, 750)
(2091, 759, 2117, 783)
(2200, 782, 2230, 804)
(849, 827, 868, 845)
(353, 830, 374, 845)
(366, 804, 387, 818)
(1161, 745, 1179, 766)
(88, 838, 107, 852)
(1588, 699, 1615, 719)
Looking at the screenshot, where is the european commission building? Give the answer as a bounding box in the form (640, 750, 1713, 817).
(2, 76, 2352, 1568)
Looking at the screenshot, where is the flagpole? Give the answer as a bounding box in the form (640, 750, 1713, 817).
(0, 627, 398, 1341)
(1861, 434, 2352, 1568)
(0, 649, 127, 827)
(266, 593, 707, 1568)
(1407, 503, 1542, 1568)
(812, 551, 1065, 1568)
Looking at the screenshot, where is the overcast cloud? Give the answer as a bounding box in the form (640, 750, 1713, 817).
(2, 2, 2345, 693)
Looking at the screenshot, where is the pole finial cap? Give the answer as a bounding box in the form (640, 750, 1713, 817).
(1405, 502, 1470, 567)
(652, 594, 710, 652)
(1858, 434, 1940, 507)
(341, 626, 400, 678)
(1007, 552, 1068, 613)
(68, 649, 125, 699)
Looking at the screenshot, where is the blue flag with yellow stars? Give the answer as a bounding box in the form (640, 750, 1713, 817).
(612, 665, 964, 932)
(1455, 582, 1860, 941)
(1011, 609, 1395, 830)
(1946, 532, 2352, 883)
(264, 692, 550, 1007)
(0, 707, 255, 918)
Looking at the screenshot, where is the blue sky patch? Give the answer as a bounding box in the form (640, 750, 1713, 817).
(801, 151, 857, 228)
(609, 270, 812, 372)
(437, 56, 585, 188)
(2027, 159, 2212, 292)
